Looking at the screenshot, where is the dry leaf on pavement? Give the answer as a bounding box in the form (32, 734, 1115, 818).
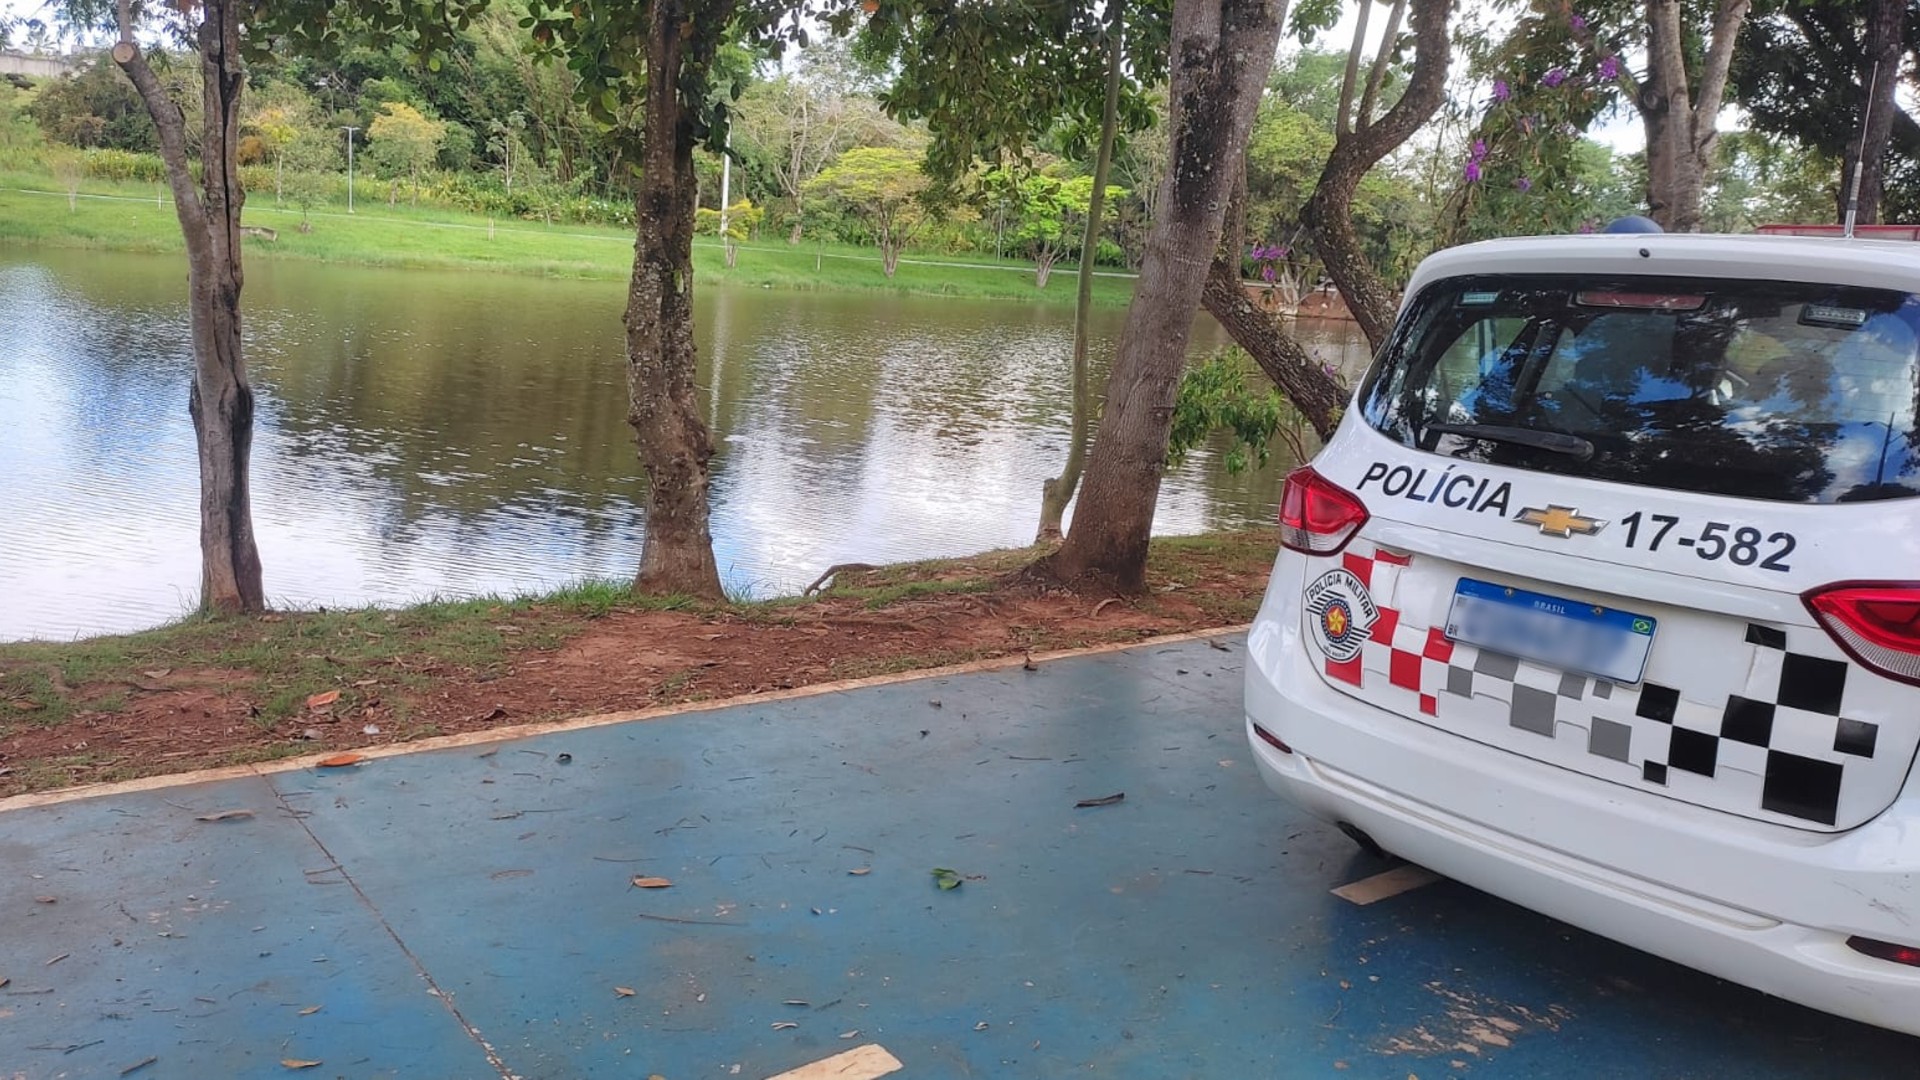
(195, 809, 254, 822)
(280, 1060, 322, 1070)
(1075, 792, 1125, 808)
(630, 876, 672, 889)
(614, 986, 637, 997)
(316, 753, 364, 768)
(297, 1005, 322, 1016)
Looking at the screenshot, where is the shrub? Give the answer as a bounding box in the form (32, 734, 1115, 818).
(81, 147, 165, 183)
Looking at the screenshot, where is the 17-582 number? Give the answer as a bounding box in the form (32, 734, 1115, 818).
(1619, 512, 1796, 572)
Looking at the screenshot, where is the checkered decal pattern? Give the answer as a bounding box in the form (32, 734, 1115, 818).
(1306, 543, 1917, 830)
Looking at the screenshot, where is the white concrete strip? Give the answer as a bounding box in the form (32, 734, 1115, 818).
(0, 625, 1248, 814)
(764, 1044, 903, 1080)
(1332, 865, 1443, 906)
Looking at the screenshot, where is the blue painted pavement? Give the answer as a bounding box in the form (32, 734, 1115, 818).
(3, 634, 1915, 1078)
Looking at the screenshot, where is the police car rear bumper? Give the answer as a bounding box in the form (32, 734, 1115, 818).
(1245, 611, 1920, 1038)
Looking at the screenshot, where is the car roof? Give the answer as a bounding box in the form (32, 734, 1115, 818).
(1405, 233, 1920, 300)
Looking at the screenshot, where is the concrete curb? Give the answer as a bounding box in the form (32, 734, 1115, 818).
(0, 625, 1249, 814)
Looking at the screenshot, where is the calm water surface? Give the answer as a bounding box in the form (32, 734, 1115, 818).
(0, 248, 1371, 641)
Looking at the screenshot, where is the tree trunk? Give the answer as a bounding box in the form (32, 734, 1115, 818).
(1846, 0, 1904, 226)
(112, 1, 264, 615)
(626, 0, 725, 600)
(1203, 165, 1344, 441)
(1303, 0, 1449, 351)
(1036, 2, 1125, 543)
(881, 239, 900, 277)
(1032, 0, 1288, 593)
(1638, 0, 1750, 232)
(1034, 249, 1058, 289)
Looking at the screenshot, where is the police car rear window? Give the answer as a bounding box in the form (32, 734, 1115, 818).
(1359, 274, 1920, 504)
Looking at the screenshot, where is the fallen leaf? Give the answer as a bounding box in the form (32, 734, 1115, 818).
(1075, 792, 1125, 808)
(298, 1005, 322, 1016)
(931, 868, 963, 891)
(45, 953, 68, 966)
(848, 867, 871, 876)
(9, 700, 43, 711)
(974, 1021, 990, 1031)
(839, 1029, 860, 1040)
(614, 986, 637, 997)
(142, 668, 171, 679)
(195, 809, 254, 822)
(305, 690, 341, 710)
(1207, 638, 1231, 651)
(280, 1059, 322, 1070)
(630, 876, 672, 889)
(772, 1021, 799, 1030)
(34, 895, 55, 904)
(120, 1057, 158, 1076)
(783, 1000, 809, 1006)
(0, 977, 9, 989)
(316, 753, 364, 768)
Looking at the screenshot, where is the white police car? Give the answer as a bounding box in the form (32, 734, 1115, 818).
(1244, 229, 1920, 1035)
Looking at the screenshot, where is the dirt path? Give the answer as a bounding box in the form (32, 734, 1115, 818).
(0, 534, 1274, 796)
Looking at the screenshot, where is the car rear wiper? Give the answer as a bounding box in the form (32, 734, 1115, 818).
(1425, 422, 1595, 461)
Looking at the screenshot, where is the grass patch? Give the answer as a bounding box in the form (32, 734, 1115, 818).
(0, 173, 1138, 307)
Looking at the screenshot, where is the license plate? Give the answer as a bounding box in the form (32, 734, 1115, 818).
(1445, 578, 1657, 685)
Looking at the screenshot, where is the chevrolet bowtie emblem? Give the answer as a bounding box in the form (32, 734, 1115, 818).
(1516, 505, 1606, 538)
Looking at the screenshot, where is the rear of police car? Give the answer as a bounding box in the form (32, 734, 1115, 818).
(1244, 233, 1920, 1035)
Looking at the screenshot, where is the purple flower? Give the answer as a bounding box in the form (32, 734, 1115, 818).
(1598, 54, 1620, 80)
(1515, 176, 1533, 193)
(1471, 138, 1488, 160)
(1569, 12, 1587, 30)
(1464, 160, 1482, 184)
(1262, 264, 1276, 284)
(1543, 67, 1567, 89)
(1578, 219, 1596, 234)
(1492, 79, 1511, 103)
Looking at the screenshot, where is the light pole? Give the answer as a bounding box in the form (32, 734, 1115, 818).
(341, 126, 360, 214)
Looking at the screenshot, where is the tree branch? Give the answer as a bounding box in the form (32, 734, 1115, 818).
(1355, 0, 1406, 132)
(112, 41, 210, 255)
(1335, 0, 1372, 137)
(1692, 0, 1753, 152)
(1302, 0, 1448, 350)
(1203, 167, 1343, 440)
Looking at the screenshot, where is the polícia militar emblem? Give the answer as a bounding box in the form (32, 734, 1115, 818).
(1305, 567, 1379, 663)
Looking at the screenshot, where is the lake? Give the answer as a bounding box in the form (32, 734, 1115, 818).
(0, 248, 1371, 641)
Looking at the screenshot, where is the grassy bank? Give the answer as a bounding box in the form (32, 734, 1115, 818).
(0, 172, 1140, 306)
(0, 532, 1274, 797)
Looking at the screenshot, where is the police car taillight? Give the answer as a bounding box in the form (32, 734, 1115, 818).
(1279, 466, 1368, 556)
(1847, 936, 1920, 968)
(1804, 583, 1920, 686)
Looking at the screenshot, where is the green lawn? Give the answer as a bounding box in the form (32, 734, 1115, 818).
(0, 172, 1139, 306)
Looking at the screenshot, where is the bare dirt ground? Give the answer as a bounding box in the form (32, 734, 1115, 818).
(0, 534, 1273, 797)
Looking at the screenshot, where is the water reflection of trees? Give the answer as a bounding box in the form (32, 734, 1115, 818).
(7, 248, 1309, 634)
(1380, 278, 1920, 505)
